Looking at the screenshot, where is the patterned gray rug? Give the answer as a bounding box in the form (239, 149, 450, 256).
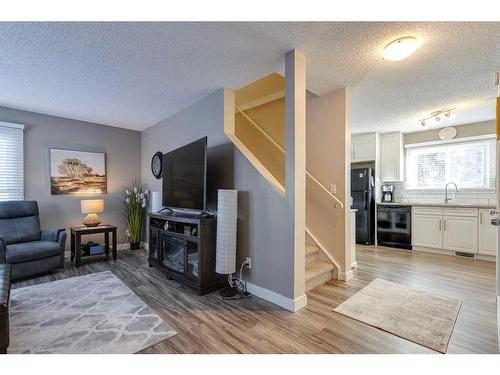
(9, 271, 177, 354)
(334, 278, 462, 353)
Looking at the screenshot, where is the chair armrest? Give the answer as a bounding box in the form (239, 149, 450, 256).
(0, 237, 5, 263)
(41, 229, 65, 243)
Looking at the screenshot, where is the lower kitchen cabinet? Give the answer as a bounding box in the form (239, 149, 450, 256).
(442, 215, 478, 254)
(412, 214, 443, 249)
(479, 208, 497, 256)
(411, 206, 496, 258)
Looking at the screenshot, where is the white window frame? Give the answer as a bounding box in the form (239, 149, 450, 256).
(404, 135, 496, 192)
(0, 121, 25, 201)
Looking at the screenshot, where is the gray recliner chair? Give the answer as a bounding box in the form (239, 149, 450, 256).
(0, 201, 66, 280)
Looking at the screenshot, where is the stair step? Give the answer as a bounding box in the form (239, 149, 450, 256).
(305, 244, 320, 256)
(305, 261, 334, 292)
(305, 244, 320, 264)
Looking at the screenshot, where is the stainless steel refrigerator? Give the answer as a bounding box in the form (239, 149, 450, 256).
(351, 167, 375, 245)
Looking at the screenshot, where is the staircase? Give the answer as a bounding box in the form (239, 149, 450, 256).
(305, 244, 335, 291)
(226, 73, 344, 293)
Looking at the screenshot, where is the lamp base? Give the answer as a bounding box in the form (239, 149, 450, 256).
(220, 286, 239, 298)
(83, 213, 102, 227)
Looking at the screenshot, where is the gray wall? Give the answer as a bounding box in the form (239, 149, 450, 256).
(0, 106, 141, 248)
(141, 89, 294, 298)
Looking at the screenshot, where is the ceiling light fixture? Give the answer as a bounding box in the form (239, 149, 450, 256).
(419, 107, 456, 127)
(383, 36, 420, 61)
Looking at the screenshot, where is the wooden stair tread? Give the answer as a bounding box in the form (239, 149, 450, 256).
(305, 261, 334, 281)
(305, 244, 320, 256)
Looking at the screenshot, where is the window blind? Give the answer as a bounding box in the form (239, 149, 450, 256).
(0, 122, 24, 201)
(406, 138, 495, 190)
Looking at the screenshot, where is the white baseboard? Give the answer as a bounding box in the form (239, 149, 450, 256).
(497, 296, 500, 350)
(475, 254, 496, 262)
(245, 281, 307, 312)
(340, 269, 354, 281)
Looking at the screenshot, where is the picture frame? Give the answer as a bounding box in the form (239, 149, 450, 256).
(50, 148, 107, 195)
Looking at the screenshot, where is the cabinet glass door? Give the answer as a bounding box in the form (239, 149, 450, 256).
(185, 240, 199, 281)
(149, 228, 160, 262)
(161, 234, 185, 273)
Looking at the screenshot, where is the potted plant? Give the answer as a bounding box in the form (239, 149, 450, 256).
(124, 179, 149, 250)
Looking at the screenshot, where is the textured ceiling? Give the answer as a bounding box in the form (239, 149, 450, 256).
(0, 22, 498, 132)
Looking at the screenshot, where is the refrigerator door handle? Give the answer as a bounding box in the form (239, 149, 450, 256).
(365, 190, 368, 210)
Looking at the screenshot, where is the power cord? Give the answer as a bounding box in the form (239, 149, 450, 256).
(221, 259, 253, 300)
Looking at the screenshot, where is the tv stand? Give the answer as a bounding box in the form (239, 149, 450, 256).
(147, 211, 225, 295)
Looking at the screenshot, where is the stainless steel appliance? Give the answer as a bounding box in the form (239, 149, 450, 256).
(381, 184, 394, 203)
(351, 167, 375, 245)
(377, 204, 412, 249)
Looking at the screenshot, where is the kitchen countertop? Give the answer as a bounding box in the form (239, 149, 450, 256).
(377, 202, 496, 209)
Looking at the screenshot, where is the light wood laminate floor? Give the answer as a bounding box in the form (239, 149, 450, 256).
(13, 245, 499, 354)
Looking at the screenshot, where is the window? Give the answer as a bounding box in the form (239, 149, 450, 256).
(0, 122, 24, 201)
(406, 138, 495, 190)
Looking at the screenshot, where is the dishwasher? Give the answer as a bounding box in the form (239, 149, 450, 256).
(377, 204, 412, 249)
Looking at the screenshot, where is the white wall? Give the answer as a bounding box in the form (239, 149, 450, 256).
(306, 87, 352, 277)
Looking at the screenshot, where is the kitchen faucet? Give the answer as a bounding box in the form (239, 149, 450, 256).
(445, 182, 459, 204)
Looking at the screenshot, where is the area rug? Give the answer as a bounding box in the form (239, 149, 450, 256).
(9, 271, 177, 354)
(333, 278, 461, 353)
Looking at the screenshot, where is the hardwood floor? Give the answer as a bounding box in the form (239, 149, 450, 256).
(12, 245, 499, 354)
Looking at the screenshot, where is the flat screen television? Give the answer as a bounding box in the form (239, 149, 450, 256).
(162, 137, 207, 211)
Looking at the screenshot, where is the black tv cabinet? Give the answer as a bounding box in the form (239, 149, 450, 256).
(147, 211, 226, 295)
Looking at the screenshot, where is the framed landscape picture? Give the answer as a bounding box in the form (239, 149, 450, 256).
(50, 148, 107, 195)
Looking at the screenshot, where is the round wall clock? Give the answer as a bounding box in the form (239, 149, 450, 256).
(151, 152, 163, 179)
(439, 126, 457, 141)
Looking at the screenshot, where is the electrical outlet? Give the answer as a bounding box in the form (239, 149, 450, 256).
(245, 257, 252, 269)
(329, 184, 337, 194)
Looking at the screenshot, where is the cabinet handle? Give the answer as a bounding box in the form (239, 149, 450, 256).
(439, 219, 441, 231)
(480, 212, 483, 225)
(444, 220, 446, 231)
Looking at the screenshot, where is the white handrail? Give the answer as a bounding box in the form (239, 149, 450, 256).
(306, 171, 344, 208)
(235, 105, 285, 154)
(235, 105, 344, 209)
(306, 226, 341, 273)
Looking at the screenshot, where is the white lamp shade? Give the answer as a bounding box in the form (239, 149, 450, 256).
(80, 199, 104, 214)
(151, 191, 162, 212)
(215, 189, 238, 275)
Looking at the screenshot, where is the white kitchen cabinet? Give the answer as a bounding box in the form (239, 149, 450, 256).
(352, 133, 377, 162)
(442, 215, 478, 253)
(479, 208, 497, 256)
(351, 209, 357, 268)
(379, 132, 404, 182)
(412, 214, 443, 249)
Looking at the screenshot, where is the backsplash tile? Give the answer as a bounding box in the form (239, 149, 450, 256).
(386, 181, 497, 206)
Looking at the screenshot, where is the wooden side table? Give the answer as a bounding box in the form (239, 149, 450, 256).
(70, 224, 117, 267)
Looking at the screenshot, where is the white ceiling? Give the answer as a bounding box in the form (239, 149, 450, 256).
(0, 22, 498, 132)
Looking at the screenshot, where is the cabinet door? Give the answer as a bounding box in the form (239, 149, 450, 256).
(443, 215, 478, 253)
(148, 228, 160, 262)
(380, 132, 404, 182)
(412, 214, 442, 249)
(352, 134, 376, 162)
(479, 209, 497, 256)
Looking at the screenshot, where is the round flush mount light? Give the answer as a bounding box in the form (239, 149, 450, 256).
(383, 37, 420, 61)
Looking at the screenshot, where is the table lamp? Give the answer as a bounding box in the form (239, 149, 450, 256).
(81, 199, 104, 227)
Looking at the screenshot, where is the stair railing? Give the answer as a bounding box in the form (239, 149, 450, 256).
(235, 105, 344, 209)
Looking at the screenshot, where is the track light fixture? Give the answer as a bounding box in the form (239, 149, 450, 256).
(419, 107, 455, 127)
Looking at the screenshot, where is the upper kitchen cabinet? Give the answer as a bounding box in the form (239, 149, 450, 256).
(352, 133, 378, 162)
(379, 132, 404, 182)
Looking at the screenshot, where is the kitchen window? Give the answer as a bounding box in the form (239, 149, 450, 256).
(0, 122, 24, 201)
(406, 138, 495, 190)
